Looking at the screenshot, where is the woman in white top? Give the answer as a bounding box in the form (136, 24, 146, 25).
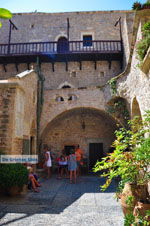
(44, 146, 52, 178)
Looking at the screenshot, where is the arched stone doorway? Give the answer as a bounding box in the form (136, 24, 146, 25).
(40, 107, 117, 170)
(57, 37, 69, 53)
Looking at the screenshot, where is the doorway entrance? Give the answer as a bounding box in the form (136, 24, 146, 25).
(89, 143, 103, 170)
(64, 145, 75, 156)
(57, 37, 69, 53)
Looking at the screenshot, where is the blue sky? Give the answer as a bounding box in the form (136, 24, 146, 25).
(0, 0, 147, 13)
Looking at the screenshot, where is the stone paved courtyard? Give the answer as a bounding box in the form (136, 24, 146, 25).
(0, 175, 124, 226)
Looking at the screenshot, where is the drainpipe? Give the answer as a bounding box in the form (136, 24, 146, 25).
(35, 56, 45, 157)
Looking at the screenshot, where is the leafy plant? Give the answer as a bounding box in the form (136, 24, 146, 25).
(132, 0, 150, 10)
(142, 21, 150, 39)
(108, 78, 117, 95)
(132, 1, 142, 10)
(124, 196, 150, 226)
(124, 210, 150, 226)
(0, 8, 12, 28)
(142, 0, 150, 8)
(136, 21, 150, 62)
(107, 98, 130, 127)
(124, 213, 135, 226)
(126, 195, 135, 206)
(136, 35, 150, 61)
(0, 163, 28, 189)
(93, 110, 150, 191)
(142, 21, 150, 33)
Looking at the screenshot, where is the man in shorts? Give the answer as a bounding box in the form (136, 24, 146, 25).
(75, 145, 84, 176)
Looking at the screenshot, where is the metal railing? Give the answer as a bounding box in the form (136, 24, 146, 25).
(0, 40, 122, 56)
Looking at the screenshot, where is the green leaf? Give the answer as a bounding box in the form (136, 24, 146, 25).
(0, 8, 12, 19)
(0, 22, 2, 28)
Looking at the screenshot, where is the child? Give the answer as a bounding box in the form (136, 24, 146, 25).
(68, 149, 77, 184)
(57, 155, 68, 179)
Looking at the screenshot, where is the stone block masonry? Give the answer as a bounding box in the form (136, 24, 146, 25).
(0, 85, 17, 154)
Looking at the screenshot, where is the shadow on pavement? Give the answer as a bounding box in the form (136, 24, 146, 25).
(0, 175, 120, 226)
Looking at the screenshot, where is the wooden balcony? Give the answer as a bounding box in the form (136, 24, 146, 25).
(0, 40, 123, 68)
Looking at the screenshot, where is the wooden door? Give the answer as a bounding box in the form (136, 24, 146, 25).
(89, 143, 103, 170)
(57, 37, 69, 53)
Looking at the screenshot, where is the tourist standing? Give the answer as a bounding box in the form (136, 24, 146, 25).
(68, 149, 77, 183)
(43, 146, 52, 179)
(75, 144, 84, 176)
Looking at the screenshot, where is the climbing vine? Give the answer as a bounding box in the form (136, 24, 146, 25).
(107, 98, 130, 127)
(136, 21, 150, 62)
(107, 78, 117, 95)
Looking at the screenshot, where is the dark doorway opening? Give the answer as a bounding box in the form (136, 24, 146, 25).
(89, 143, 103, 170)
(64, 145, 75, 156)
(30, 136, 34, 154)
(57, 37, 69, 53)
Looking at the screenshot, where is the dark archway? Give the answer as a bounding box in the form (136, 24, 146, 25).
(57, 37, 69, 53)
(40, 107, 118, 170)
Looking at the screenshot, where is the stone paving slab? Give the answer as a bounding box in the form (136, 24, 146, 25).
(0, 175, 124, 226)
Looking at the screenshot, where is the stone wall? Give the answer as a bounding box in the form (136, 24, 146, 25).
(0, 11, 134, 44)
(0, 83, 17, 154)
(40, 86, 113, 136)
(0, 64, 28, 80)
(11, 70, 38, 154)
(0, 61, 122, 88)
(0, 10, 135, 84)
(0, 70, 38, 155)
(42, 61, 122, 90)
(117, 12, 150, 116)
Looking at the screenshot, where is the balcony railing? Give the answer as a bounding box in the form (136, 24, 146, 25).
(0, 40, 122, 56)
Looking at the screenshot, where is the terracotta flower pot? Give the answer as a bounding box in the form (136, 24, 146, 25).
(119, 183, 148, 216)
(134, 184, 149, 201)
(7, 186, 23, 196)
(20, 184, 28, 195)
(119, 183, 138, 216)
(133, 201, 150, 221)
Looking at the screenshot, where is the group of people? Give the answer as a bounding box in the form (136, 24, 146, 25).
(43, 145, 84, 184)
(25, 144, 84, 193)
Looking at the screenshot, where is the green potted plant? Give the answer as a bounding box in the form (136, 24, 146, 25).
(124, 210, 150, 226)
(132, 1, 142, 10)
(93, 111, 150, 217)
(142, 0, 150, 9)
(0, 163, 28, 195)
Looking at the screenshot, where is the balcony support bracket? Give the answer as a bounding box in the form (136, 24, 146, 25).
(65, 61, 68, 71)
(3, 64, 7, 72)
(79, 61, 82, 70)
(94, 61, 97, 70)
(52, 62, 55, 72)
(27, 63, 30, 70)
(15, 63, 19, 72)
(108, 60, 112, 69)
